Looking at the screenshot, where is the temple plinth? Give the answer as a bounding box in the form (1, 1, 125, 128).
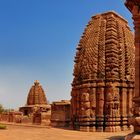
(125, 0, 140, 135)
(71, 11, 135, 132)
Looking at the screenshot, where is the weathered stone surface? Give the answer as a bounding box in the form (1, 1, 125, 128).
(32, 105, 51, 125)
(0, 111, 23, 123)
(0, 113, 9, 122)
(71, 11, 135, 132)
(125, 0, 140, 139)
(51, 100, 70, 127)
(8, 111, 23, 123)
(27, 80, 47, 105)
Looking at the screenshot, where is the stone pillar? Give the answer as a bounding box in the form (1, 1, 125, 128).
(133, 7, 140, 99)
(105, 82, 121, 132)
(120, 83, 128, 131)
(79, 89, 90, 132)
(76, 89, 80, 129)
(71, 88, 79, 129)
(96, 81, 105, 132)
(89, 84, 96, 132)
(105, 82, 113, 132)
(115, 86, 121, 132)
(127, 83, 134, 130)
(125, 0, 140, 133)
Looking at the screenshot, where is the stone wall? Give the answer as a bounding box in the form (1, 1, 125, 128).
(0, 112, 23, 123)
(51, 100, 70, 127)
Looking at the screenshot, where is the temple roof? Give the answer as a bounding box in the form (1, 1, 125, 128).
(26, 80, 47, 105)
(72, 11, 135, 85)
(92, 11, 128, 24)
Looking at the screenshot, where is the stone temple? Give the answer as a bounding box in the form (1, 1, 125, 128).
(19, 80, 51, 124)
(71, 11, 135, 132)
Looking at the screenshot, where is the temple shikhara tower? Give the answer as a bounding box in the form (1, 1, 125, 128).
(19, 80, 51, 124)
(27, 80, 47, 106)
(71, 11, 135, 132)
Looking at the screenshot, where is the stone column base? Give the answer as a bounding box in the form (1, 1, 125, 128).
(80, 126, 89, 132)
(105, 126, 121, 132)
(96, 127, 104, 132)
(89, 127, 96, 132)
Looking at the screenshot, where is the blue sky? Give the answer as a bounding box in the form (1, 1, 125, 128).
(0, 0, 133, 109)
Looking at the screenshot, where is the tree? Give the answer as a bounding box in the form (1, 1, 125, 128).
(0, 104, 4, 114)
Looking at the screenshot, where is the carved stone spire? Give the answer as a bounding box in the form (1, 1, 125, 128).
(27, 80, 47, 105)
(71, 11, 135, 132)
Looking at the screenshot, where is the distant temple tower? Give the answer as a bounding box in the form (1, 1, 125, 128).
(19, 80, 50, 117)
(27, 80, 47, 105)
(71, 11, 135, 132)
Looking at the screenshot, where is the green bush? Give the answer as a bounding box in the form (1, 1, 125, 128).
(0, 104, 4, 114)
(0, 124, 7, 129)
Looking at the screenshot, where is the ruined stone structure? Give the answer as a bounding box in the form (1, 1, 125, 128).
(8, 111, 23, 123)
(0, 111, 23, 123)
(71, 11, 135, 132)
(19, 80, 51, 125)
(33, 107, 51, 125)
(51, 100, 70, 127)
(0, 112, 10, 122)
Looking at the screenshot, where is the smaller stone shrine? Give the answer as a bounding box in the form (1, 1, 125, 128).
(19, 80, 51, 125)
(51, 100, 70, 127)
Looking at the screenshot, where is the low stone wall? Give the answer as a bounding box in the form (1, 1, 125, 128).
(0, 112, 23, 123)
(0, 113, 9, 122)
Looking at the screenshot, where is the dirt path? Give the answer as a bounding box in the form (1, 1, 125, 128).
(0, 125, 132, 140)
